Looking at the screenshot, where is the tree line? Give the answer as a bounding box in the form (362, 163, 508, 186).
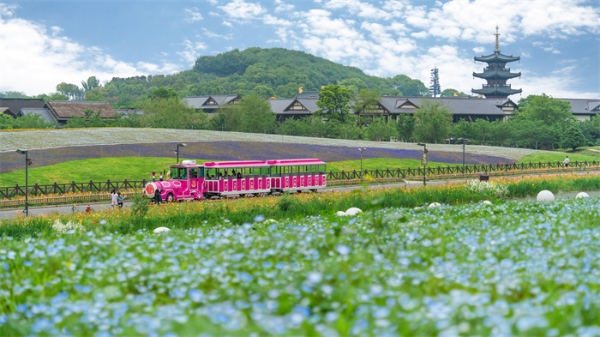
(2, 84, 594, 151)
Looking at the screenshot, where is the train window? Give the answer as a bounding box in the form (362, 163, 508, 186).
(206, 168, 215, 179)
(261, 167, 269, 175)
(190, 168, 199, 178)
(199, 167, 204, 177)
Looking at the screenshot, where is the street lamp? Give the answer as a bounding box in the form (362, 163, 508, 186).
(417, 143, 428, 186)
(358, 147, 366, 178)
(175, 143, 187, 163)
(457, 138, 470, 174)
(16, 149, 31, 216)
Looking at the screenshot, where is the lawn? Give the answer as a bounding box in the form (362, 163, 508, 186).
(518, 152, 600, 164)
(0, 157, 452, 186)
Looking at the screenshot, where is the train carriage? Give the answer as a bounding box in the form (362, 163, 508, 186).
(144, 158, 327, 202)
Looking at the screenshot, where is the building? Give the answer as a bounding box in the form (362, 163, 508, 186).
(558, 98, 600, 121)
(268, 95, 518, 123)
(184, 95, 240, 113)
(0, 98, 46, 118)
(18, 101, 117, 126)
(472, 27, 522, 99)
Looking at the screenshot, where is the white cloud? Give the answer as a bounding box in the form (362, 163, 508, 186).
(323, 0, 391, 20)
(177, 39, 207, 65)
(472, 47, 485, 54)
(201, 28, 232, 40)
(184, 7, 203, 22)
(274, 0, 294, 13)
(218, 0, 265, 20)
(0, 12, 180, 95)
(0, 3, 16, 17)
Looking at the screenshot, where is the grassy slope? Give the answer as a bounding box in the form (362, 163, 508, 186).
(0, 157, 450, 186)
(518, 152, 600, 164)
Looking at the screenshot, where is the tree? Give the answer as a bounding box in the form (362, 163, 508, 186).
(396, 114, 415, 142)
(339, 78, 368, 96)
(237, 95, 276, 133)
(441, 88, 468, 97)
(56, 82, 84, 100)
(151, 87, 179, 100)
(315, 85, 352, 122)
(365, 118, 398, 141)
(560, 125, 587, 151)
(81, 76, 101, 92)
(412, 100, 453, 143)
(142, 98, 207, 129)
(353, 88, 382, 124)
(390, 75, 428, 96)
(515, 94, 575, 127)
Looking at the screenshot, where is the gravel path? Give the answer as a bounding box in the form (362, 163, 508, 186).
(0, 128, 544, 161)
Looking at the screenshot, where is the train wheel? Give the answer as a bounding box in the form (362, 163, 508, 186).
(166, 193, 174, 202)
(239, 194, 245, 198)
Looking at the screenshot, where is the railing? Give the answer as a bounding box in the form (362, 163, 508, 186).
(1, 161, 598, 202)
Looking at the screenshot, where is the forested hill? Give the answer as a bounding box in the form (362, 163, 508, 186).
(100, 47, 427, 107)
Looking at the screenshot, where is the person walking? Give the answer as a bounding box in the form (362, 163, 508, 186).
(563, 156, 570, 168)
(110, 190, 118, 208)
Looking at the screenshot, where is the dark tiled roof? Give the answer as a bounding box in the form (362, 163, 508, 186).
(270, 98, 318, 115)
(46, 101, 117, 119)
(379, 96, 510, 116)
(0, 98, 45, 116)
(474, 51, 520, 63)
(1, 107, 15, 118)
(185, 95, 240, 109)
(558, 99, 600, 115)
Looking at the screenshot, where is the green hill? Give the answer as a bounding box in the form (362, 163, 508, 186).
(102, 47, 427, 107)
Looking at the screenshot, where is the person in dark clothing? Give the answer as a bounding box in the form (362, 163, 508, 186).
(154, 189, 162, 204)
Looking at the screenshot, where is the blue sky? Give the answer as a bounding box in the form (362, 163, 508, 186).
(0, 0, 599, 99)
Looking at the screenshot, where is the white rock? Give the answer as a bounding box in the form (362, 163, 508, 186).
(576, 192, 589, 198)
(153, 227, 171, 234)
(428, 202, 441, 208)
(345, 207, 362, 216)
(336, 211, 347, 216)
(482, 200, 492, 205)
(536, 190, 555, 202)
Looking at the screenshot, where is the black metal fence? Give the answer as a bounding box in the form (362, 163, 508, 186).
(1, 161, 598, 199)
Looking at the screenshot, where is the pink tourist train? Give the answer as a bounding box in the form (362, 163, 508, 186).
(144, 158, 327, 202)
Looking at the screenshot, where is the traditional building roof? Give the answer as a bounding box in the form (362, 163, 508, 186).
(0, 98, 45, 118)
(472, 86, 522, 97)
(558, 99, 600, 119)
(378, 96, 513, 117)
(18, 108, 57, 124)
(269, 98, 316, 121)
(185, 95, 240, 112)
(473, 69, 521, 80)
(46, 101, 117, 121)
(0, 107, 15, 118)
(474, 52, 520, 63)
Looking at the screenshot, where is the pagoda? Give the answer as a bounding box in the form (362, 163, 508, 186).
(472, 26, 522, 99)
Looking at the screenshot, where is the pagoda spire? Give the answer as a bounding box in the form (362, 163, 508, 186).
(494, 25, 500, 52)
(471, 26, 522, 99)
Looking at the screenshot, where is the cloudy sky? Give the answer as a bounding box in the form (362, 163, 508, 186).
(1, 0, 599, 99)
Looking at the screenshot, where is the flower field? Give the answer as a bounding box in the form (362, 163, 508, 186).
(0, 128, 539, 174)
(2, 195, 600, 336)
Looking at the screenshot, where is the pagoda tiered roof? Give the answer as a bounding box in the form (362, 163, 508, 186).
(474, 52, 520, 63)
(473, 69, 521, 80)
(472, 85, 522, 97)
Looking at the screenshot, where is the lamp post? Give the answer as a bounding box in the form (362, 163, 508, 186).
(358, 147, 366, 178)
(457, 138, 470, 174)
(16, 149, 30, 216)
(417, 143, 428, 186)
(175, 143, 187, 163)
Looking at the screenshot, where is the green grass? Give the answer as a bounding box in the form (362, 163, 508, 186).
(0, 157, 450, 186)
(326, 158, 449, 172)
(518, 152, 600, 164)
(0, 157, 215, 186)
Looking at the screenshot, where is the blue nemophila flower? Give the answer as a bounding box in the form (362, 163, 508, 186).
(254, 215, 265, 222)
